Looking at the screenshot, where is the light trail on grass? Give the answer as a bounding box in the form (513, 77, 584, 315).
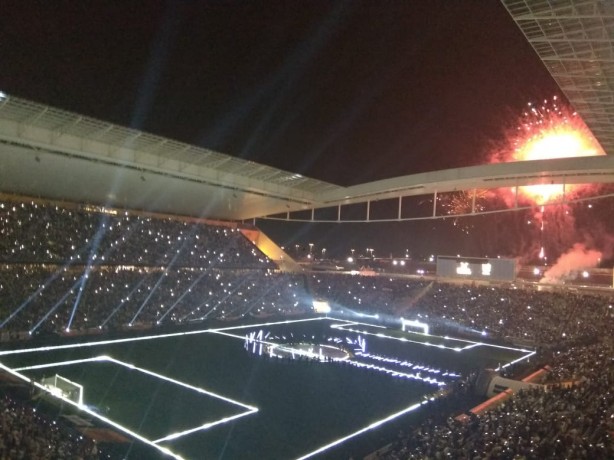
(15, 355, 258, 412)
(296, 400, 430, 460)
(332, 325, 466, 351)
(332, 324, 532, 354)
(0, 359, 185, 460)
(13, 356, 105, 371)
(495, 350, 537, 372)
(152, 411, 257, 444)
(329, 320, 386, 329)
(0, 316, 328, 357)
(0, 316, 536, 458)
(104, 355, 258, 412)
(10, 354, 259, 456)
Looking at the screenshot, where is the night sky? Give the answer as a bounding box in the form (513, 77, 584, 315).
(2, 1, 577, 260)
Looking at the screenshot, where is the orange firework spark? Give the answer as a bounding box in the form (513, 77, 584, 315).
(496, 96, 605, 204)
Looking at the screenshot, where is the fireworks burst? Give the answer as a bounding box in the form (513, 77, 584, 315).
(484, 96, 609, 271)
(493, 96, 605, 204)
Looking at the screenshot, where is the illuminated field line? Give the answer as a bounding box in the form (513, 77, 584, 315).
(0, 316, 331, 357)
(0, 332, 197, 357)
(330, 320, 386, 329)
(152, 410, 257, 444)
(213, 330, 265, 341)
(333, 323, 470, 347)
(209, 316, 327, 332)
(15, 355, 256, 412)
(296, 400, 428, 460)
(332, 323, 470, 347)
(7, 354, 260, 453)
(334, 325, 464, 350)
(0, 360, 185, 460)
(104, 356, 258, 411)
(466, 341, 532, 353)
(333, 322, 532, 353)
(495, 350, 536, 372)
(333, 324, 531, 354)
(13, 356, 105, 371)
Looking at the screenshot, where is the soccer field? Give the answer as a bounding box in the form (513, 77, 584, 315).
(0, 316, 532, 459)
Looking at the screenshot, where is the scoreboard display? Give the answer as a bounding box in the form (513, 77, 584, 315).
(436, 256, 516, 282)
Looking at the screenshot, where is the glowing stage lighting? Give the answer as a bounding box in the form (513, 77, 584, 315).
(312, 300, 331, 314)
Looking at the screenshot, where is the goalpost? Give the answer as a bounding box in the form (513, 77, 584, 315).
(401, 318, 430, 335)
(41, 374, 84, 406)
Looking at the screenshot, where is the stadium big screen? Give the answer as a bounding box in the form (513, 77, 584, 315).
(436, 256, 516, 282)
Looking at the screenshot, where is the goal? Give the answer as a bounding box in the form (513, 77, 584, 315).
(41, 374, 84, 406)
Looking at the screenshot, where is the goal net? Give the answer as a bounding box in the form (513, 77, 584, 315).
(41, 374, 84, 406)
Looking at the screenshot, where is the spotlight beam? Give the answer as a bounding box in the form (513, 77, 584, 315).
(240, 274, 290, 316)
(157, 271, 208, 324)
(66, 214, 110, 331)
(179, 293, 216, 322)
(100, 275, 149, 328)
(129, 222, 214, 325)
(129, 267, 173, 326)
(30, 278, 81, 334)
(0, 240, 94, 329)
(191, 275, 255, 322)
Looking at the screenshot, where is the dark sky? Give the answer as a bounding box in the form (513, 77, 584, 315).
(1, 1, 569, 259)
(2, 1, 558, 186)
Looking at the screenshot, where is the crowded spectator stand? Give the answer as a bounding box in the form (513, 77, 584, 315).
(1, 196, 614, 459)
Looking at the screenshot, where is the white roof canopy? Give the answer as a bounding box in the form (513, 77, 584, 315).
(1, 93, 613, 221)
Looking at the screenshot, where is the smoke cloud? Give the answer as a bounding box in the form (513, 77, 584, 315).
(540, 243, 602, 284)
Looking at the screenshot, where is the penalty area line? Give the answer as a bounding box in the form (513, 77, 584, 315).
(295, 399, 429, 460)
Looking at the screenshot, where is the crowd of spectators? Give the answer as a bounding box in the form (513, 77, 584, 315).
(0, 197, 312, 458)
(0, 198, 309, 338)
(0, 393, 103, 459)
(382, 338, 614, 459)
(308, 273, 614, 459)
(0, 200, 274, 269)
(2, 196, 614, 459)
(0, 265, 309, 336)
(310, 273, 614, 347)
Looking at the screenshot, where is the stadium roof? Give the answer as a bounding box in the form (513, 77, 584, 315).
(1, 92, 614, 222)
(502, 0, 614, 155)
(5, 1, 614, 222)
